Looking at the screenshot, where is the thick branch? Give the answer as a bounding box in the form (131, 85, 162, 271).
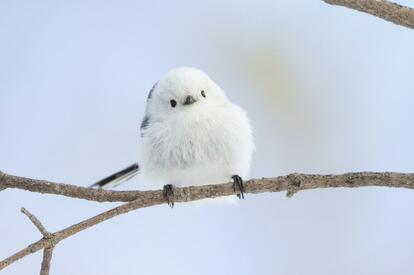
(0, 171, 143, 202)
(1, 171, 414, 271)
(1, 171, 414, 203)
(323, 0, 414, 29)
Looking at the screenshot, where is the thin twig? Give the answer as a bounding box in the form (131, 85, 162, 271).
(323, 0, 414, 29)
(21, 208, 50, 237)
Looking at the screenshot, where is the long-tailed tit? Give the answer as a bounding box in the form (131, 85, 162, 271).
(91, 67, 254, 207)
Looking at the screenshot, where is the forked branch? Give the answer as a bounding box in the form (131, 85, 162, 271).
(19, 208, 55, 275)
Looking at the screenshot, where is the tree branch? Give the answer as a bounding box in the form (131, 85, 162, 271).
(0, 171, 143, 202)
(0, 196, 163, 271)
(18, 208, 55, 275)
(40, 247, 54, 275)
(323, 0, 414, 29)
(1, 171, 414, 271)
(21, 208, 50, 237)
(1, 171, 414, 203)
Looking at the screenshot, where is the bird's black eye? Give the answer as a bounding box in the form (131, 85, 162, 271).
(201, 90, 206, 98)
(170, 99, 177, 108)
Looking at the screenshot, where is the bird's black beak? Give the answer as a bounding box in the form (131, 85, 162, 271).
(183, 95, 197, 105)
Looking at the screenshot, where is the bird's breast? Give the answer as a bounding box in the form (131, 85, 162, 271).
(142, 104, 253, 187)
(144, 116, 235, 169)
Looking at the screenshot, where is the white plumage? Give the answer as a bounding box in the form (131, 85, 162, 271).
(92, 67, 254, 201)
(141, 67, 254, 189)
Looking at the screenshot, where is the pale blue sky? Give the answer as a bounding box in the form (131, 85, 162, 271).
(1, 1, 414, 275)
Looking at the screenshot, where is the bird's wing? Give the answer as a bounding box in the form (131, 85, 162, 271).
(140, 81, 157, 137)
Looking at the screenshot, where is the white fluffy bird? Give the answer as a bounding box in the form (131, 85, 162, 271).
(91, 67, 254, 206)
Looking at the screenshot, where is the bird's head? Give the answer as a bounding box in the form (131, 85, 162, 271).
(146, 67, 228, 121)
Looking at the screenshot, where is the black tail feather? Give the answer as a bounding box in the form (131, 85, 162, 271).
(90, 163, 139, 188)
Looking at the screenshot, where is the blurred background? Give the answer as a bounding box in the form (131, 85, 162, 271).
(1, 1, 414, 274)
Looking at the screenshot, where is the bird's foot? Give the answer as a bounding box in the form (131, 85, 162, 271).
(163, 184, 175, 208)
(232, 175, 245, 199)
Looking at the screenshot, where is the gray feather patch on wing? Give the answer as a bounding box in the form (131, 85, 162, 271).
(141, 115, 150, 130)
(140, 115, 150, 137)
(147, 81, 158, 100)
(140, 82, 157, 137)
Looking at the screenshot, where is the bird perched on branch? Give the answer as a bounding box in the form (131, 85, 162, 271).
(91, 67, 254, 207)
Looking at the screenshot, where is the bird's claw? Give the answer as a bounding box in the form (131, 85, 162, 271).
(232, 175, 245, 199)
(163, 184, 175, 208)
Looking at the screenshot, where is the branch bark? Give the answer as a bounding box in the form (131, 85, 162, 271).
(0, 171, 143, 202)
(323, 0, 414, 29)
(1, 171, 414, 203)
(21, 208, 50, 237)
(19, 208, 55, 275)
(1, 171, 414, 271)
(40, 247, 54, 275)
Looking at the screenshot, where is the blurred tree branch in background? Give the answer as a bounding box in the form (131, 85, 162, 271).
(1, 171, 414, 274)
(323, 0, 414, 29)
